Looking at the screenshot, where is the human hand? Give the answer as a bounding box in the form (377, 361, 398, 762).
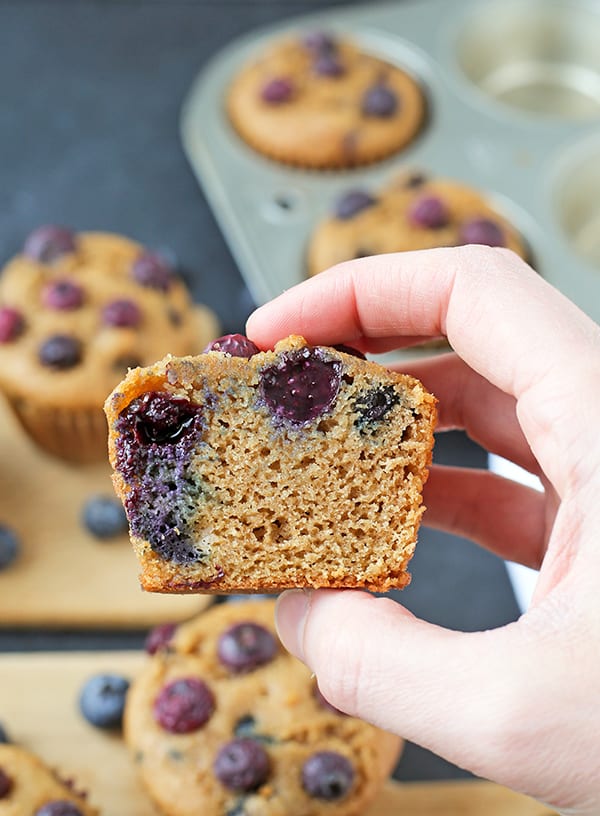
(246, 246, 600, 815)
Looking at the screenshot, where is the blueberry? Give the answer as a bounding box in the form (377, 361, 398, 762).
(333, 189, 376, 220)
(123, 391, 201, 447)
(102, 298, 142, 328)
(233, 714, 257, 738)
(259, 347, 342, 425)
(353, 385, 400, 431)
(38, 335, 82, 369)
(313, 53, 345, 77)
(213, 738, 270, 792)
(131, 251, 174, 291)
(0, 307, 25, 343)
(260, 77, 294, 104)
(0, 525, 20, 571)
(361, 84, 398, 117)
(42, 279, 84, 310)
(458, 217, 506, 247)
(153, 677, 215, 734)
(0, 768, 12, 799)
(34, 802, 84, 816)
(408, 194, 450, 229)
(144, 622, 177, 655)
(217, 622, 277, 673)
(82, 495, 128, 539)
(0, 723, 11, 744)
(23, 226, 76, 263)
(333, 344, 366, 360)
(302, 31, 337, 53)
(302, 751, 354, 800)
(203, 334, 259, 359)
(79, 673, 129, 729)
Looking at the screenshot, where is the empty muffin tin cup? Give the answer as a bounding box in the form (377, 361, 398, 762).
(555, 137, 600, 270)
(456, 0, 600, 119)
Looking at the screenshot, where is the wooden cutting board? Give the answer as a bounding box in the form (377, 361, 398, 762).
(0, 397, 210, 627)
(0, 651, 554, 815)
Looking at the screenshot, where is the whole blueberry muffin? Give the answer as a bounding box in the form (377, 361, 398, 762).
(125, 600, 402, 816)
(104, 334, 436, 594)
(0, 744, 97, 814)
(227, 31, 425, 168)
(307, 171, 529, 275)
(0, 226, 219, 463)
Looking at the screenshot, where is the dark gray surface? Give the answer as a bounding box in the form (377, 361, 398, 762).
(0, 0, 520, 782)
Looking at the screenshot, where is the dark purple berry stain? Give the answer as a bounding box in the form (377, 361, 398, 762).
(102, 298, 142, 328)
(34, 802, 84, 816)
(214, 739, 271, 793)
(153, 677, 215, 734)
(259, 347, 342, 426)
(353, 385, 400, 432)
(131, 251, 175, 291)
(302, 31, 337, 53)
(261, 77, 294, 104)
(114, 391, 207, 564)
(362, 84, 398, 117)
(23, 225, 76, 263)
(203, 334, 259, 359)
(313, 53, 345, 77)
(302, 751, 355, 801)
(218, 622, 277, 673)
(0, 307, 25, 344)
(42, 279, 84, 310)
(0, 768, 12, 798)
(408, 194, 450, 229)
(458, 217, 506, 247)
(144, 622, 177, 655)
(79, 673, 130, 729)
(38, 335, 82, 369)
(334, 189, 376, 220)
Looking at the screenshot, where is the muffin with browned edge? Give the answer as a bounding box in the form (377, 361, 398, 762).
(227, 31, 425, 168)
(105, 334, 436, 594)
(0, 226, 219, 463)
(126, 599, 402, 816)
(0, 743, 97, 814)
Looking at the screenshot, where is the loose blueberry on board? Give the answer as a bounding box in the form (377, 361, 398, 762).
(261, 77, 294, 104)
(302, 751, 355, 800)
(79, 673, 130, 729)
(34, 802, 84, 816)
(38, 335, 82, 369)
(408, 194, 450, 229)
(259, 348, 342, 425)
(102, 299, 142, 328)
(0, 525, 20, 571)
(459, 217, 506, 247)
(0, 768, 12, 798)
(0, 307, 25, 344)
(217, 622, 277, 673)
(333, 189, 376, 220)
(23, 225, 76, 263)
(361, 84, 398, 117)
(144, 622, 177, 655)
(42, 279, 84, 310)
(213, 738, 271, 792)
(131, 251, 174, 291)
(203, 334, 259, 359)
(153, 677, 215, 734)
(81, 495, 128, 540)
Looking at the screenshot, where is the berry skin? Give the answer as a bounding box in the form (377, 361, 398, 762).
(217, 622, 277, 673)
(102, 299, 142, 328)
(144, 622, 177, 655)
(362, 84, 398, 117)
(124, 392, 201, 447)
(38, 335, 82, 369)
(333, 190, 376, 220)
(203, 334, 259, 358)
(79, 673, 130, 729)
(82, 495, 128, 539)
(42, 279, 84, 310)
(213, 738, 271, 792)
(261, 77, 294, 104)
(408, 194, 450, 229)
(353, 385, 400, 431)
(34, 802, 84, 816)
(0, 307, 25, 343)
(0, 525, 20, 570)
(23, 225, 76, 263)
(459, 217, 506, 247)
(153, 677, 215, 734)
(131, 251, 174, 291)
(302, 751, 355, 800)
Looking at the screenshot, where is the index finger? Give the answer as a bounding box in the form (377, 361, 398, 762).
(246, 245, 600, 490)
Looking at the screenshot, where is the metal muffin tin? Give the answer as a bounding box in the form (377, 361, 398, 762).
(181, 0, 600, 328)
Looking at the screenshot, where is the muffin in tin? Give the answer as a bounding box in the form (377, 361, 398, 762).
(227, 31, 425, 169)
(0, 226, 219, 464)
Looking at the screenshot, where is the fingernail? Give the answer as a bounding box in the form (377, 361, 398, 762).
(275, 589, 311, 662)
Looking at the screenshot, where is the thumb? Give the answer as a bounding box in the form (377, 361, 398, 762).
(275, 588, 548, 796)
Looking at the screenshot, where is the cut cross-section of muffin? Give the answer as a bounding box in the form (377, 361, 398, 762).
(104, 335, 436, 594)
